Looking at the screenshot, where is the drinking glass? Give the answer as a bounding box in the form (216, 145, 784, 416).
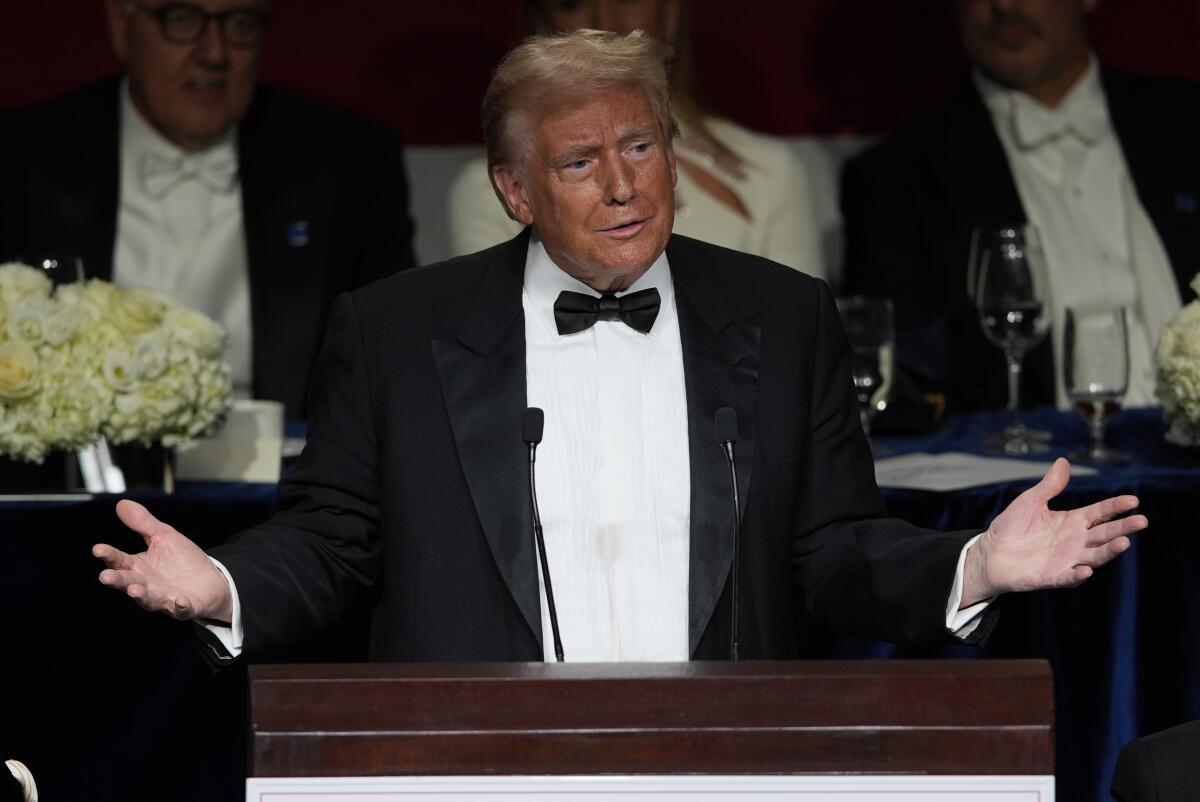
(21, 252, 86, 283)
(836, 296, 894, 442)
(1063, 306, 1130, 463)
(972, 225, 1052, 455)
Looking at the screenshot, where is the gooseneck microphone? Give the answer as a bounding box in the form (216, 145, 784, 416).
(715, 407, 741, 661)
(523, 407, 565, 662)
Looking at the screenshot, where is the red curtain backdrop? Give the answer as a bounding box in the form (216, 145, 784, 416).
(2, 0, 1198, 143)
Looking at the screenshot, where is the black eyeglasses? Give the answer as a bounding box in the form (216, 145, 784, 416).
(140, 3, 269, 48)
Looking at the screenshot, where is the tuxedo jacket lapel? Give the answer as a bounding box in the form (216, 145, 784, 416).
(430, 231, 542, 651)
(668, 237, 761, 657)
(1102, 67, 1200, 297)
(940, 83, 1026, 230)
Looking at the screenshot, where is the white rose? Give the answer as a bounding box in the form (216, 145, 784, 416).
(133, 332, 169, 380)
(111, 287, 167, 334)
(163, 307, 225, 359)
(0, 340, 41, 401)
(42, 306, 84, 347)
(0, 263, 53, 301)
(75, 280, 120, 317)
(102, 349, 139, 393)
(6, 297, 57, 345)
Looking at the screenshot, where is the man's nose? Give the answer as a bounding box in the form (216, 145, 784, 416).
(194, 17, 231, 66)
(602, 156, 636, 204)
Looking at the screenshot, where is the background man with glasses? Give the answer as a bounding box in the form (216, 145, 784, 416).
(0, 0, 417, 418)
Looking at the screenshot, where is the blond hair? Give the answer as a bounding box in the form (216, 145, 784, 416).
(482, 29, 678, 175)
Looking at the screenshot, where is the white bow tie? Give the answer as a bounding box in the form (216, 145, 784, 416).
(1011, 98, 1106, 150)
(139, 151, 238, 199)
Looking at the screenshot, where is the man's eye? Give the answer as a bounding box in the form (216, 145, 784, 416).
(567, 159, 590, 170)
(164, 6, 200, 25)
(630, 142, 651, 154)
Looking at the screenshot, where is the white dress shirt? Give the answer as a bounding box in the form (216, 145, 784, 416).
(205, 234, 988, 659)
(115, 81, 253, 395)
(523, 234, 692, 661)
(976, 58, 1181, 407)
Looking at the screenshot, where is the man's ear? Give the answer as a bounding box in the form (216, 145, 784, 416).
(665, 141, 678, 189)
(105, 0, 130, 61)
(491, 165, 535, 226)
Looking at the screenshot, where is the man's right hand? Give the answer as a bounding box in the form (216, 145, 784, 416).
(93, 499, 233, 623)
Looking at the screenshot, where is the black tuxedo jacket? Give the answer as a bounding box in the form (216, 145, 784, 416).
(1111, 720, 1200, 802)
(841, 68, 1200, 411)
(211, 231, 985, 662)
(0, 77, 416, 418)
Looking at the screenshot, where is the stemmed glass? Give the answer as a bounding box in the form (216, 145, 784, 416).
(22, 252, 86, 283)
(1063, 306, 1130, 462)
(836, 296, 894, 444)
(972, 225, 1052, 455)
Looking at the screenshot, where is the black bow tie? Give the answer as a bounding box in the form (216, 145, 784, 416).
(553, 287, 661, 336)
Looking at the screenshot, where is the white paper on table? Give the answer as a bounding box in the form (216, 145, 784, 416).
(874, 451, 1097, 492)
(176, 399, 284, 483)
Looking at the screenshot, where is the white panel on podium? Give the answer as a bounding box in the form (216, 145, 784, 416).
(247, 774, 1054, 801)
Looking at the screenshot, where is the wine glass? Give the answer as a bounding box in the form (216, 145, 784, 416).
(1063, 306, 1130, 463)
(972, 225, 1052, 455)
(20, 252, 86, 283)
(836, 296, 894, 443)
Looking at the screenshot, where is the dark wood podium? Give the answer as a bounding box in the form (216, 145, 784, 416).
(249, 660, 1052, 777)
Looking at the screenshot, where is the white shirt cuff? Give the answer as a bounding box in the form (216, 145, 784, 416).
(201, 557, 244, 659)
(946, 534, 993, 639)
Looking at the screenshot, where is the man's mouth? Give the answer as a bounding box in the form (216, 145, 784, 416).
(183, 78, 228, 95)
(598, 218, 647, 237)
(987, 18, 1040, 47)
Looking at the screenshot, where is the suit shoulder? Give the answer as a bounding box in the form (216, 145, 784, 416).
(347, 238, 513, 322)
(0, 77, 119, 136)
(668, 234, 826, 299)
(845, 83, 982, 172)
(245, 85, 401, 151)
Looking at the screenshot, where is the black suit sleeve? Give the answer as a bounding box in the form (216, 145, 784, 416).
(210, 293, 382, 660)
(791, 281, 989, 645)
(1111, 721, 1200, 802)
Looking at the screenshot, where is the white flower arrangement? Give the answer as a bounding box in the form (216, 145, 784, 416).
(1156, 274, 1200, 447)
(0, 262, 232, 463)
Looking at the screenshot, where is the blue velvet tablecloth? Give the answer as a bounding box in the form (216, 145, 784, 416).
(4, 408, 1196, 802)
(842, 407, 1199, 802)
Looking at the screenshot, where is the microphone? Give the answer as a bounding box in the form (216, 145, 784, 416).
(522, 407, 565, 662)
(715, 407, 741, 661)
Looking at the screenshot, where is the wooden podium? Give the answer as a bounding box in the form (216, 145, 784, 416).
(248, 660, 1053, 779)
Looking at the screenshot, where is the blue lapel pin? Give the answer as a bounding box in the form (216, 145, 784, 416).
(1174, 193, 1197, 214)
(285, 220, 310, 247)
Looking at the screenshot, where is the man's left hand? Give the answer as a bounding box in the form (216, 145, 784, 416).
(961, 457, 1147, 607)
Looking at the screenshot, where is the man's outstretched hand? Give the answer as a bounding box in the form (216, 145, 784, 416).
(93, 499, 233, 623)
(962, 457, 1148, 608)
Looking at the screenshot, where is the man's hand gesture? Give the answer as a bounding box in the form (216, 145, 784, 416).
(92, 499, 233, 623)
(962, 458, 1148, 607)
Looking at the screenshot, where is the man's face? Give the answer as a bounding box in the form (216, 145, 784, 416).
(954, 0, 1096, 96)
(535, 0, 680, 42)
(106, 0, 267, 151)
(493, 85, 677, 291)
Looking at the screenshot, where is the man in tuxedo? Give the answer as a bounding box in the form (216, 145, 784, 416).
(92, 30, 1144, 663)
(841, 0, 1200, 413)
(0, 0, 416, 418)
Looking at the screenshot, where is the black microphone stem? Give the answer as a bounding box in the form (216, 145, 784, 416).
(721, 439, 741, 661)
(528, 440, 565, 662)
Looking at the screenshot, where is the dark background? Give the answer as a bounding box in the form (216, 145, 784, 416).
(3, 1, 1199, 141)
(4, 3, 1200, 802)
